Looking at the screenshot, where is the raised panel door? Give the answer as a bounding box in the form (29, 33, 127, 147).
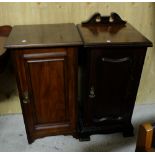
(13, 48, 77, 143)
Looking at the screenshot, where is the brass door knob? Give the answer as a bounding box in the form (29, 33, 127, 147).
(23, 91, 30, 104)
(89, 86, 95, 98)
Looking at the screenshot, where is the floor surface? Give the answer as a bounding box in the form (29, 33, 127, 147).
(0, 103, 155, 152)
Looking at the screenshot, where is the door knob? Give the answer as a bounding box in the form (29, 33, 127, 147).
(89, 86, 95, 98)
(22, 91, 30, 104)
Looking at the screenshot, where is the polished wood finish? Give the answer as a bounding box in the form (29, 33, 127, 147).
(6, 24, 81, 143)
(5, 23, 82, 49)
(82, 12, 126, 25)
(78, 47, 147, 139)
(136, 123, 155, 152)
(12, 47, 77, 143)
(77, 23, 152, 47)
(77, 22, 152, 140)
(5, 22, 152, 143)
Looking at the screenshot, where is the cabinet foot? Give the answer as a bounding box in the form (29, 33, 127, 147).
(79, 135, 90, 141)
(72, 133, 79, 139)
(122, 124, 134, 137)
(28, 139, 34, 144)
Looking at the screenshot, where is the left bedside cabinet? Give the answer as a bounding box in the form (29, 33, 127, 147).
(5, 24, 82, 144)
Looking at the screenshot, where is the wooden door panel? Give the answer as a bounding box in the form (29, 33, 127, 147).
(89, 49, 133, 124)
(94, 55, 131, 118)
(23, 49, 70, 130)
(13, 48, 77, 143)
(26, 59, 68, 125)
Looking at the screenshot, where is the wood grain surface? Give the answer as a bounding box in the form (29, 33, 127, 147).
(5, 23, 82, 48)
(77, 23, 152, 47)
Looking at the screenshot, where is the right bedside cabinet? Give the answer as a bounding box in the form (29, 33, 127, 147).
(77, 13, 153, 140)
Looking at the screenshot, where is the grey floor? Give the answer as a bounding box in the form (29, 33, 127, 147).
(0, 103, 155, 152)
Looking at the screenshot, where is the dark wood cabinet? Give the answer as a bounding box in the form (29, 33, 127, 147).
(13, 48, 78, 143)
(78, 47, 148, 140)
(5, 16, 152, 144)
(5, 24, 82, 143)
(77, 21, 152, 140)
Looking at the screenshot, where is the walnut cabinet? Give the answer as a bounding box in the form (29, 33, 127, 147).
(13, 48, 78, 143)
(5, 24, 82, 143)
(5, 21, 152, 143)
(77, 22, 152, 140)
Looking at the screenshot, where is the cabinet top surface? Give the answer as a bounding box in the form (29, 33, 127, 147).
(77, 23, 152, 47)
(5, 23, 82, 48)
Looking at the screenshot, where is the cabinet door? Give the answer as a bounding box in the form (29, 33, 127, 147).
(84, 48, 146, 127)
(13, 48, 77, 143)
